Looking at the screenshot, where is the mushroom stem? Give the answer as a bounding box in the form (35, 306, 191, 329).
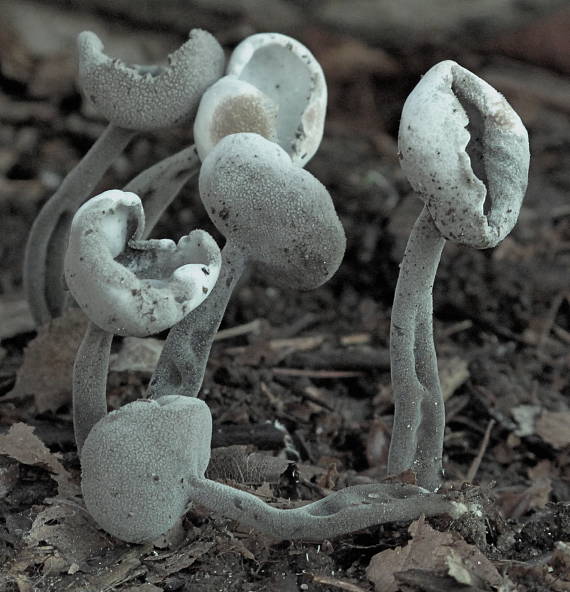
(388, 205, 446, 492)
(147, 240, 247, 399)
(190, 479, 461, 540)
(24, 124, 135, 325)
(124, 144, 201, 238)
(73, 321, 113, 455)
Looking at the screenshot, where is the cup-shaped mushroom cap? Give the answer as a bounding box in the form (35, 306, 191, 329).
(81, 395, 212, 543)
(77, 30, 225, 130)
(199, 133, 346, 290)
(193, 75, 278, 161)
(226, 33, 327, 167)
(64, 190, 221, 337)
(398, 60, 530, 249)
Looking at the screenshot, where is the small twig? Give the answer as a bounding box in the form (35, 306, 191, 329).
(272, 368, 364, 378)
(466, 419, 495, 483)
(552, 324, 570, 345)
(310, 574, 369, 592)
(302, 386, 335, 412)
(340, 333, 371, 346)
(440, 319, 473, 338)
(537, 293, 567, 352)
(214, 319, 264, 341)
(211, 422, 286, 450)
(223, 334, 325, 354)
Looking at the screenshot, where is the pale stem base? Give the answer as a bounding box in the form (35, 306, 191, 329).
(190, 479, 457, 540)
(73, 321, 113, 454)
(388, 205, 446, 491)
(24, 124, 135, 325)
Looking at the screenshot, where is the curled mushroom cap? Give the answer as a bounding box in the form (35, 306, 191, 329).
(199, 133, 345, 290)
(81, 395, 212, 543)
(78, 30, 225, 130)
(195, 33, 326, 166)
(64, 189, 221, 337)
(398, 60, 530, 249)
(193, 76, 279, 161)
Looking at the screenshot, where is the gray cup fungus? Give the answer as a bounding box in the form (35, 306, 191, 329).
(81, 395, 466, 543)
(194, 33, 326, 166)
(387, 61, 530, 492)
(199, 133, 345, 290)
(398, 60, 530, 249)
(64, 190, 221, 337)
(78, 29, 225, 130)
(81, 395, 212, 543)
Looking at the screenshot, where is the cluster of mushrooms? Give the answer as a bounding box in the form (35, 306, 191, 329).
(23, 29, 529, 543)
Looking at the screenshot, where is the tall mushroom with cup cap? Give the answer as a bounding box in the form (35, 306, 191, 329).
(147, 132, 346, 401)
(24, 30, 224, 325)
(194, 32, 327, 166)
(388, 60, 530, 492)
(119, 32, 328, 254)
(64, 189, 221, 452)
(81, 390, 470, 543)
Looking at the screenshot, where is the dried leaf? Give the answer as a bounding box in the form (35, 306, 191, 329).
(0, 422, 78, 497)
(311, 574, 369, 591)
(8, 309, 87, 412)
(316, 461, 340, 490)
(508, 560, 570, 592)
(366, 518, 503, 592)
(535, 410, 570, 449)
(528, 459, 556, 481)
(494, 478, 552, 519)
(26, 502, 110, 567)
(0, 456, 20, 498)
(69, 546, 150, 592)
(439, 356, 470, 401)
(110, 337, 163, 375)
(552, 542, 570, 581)
(0, 295, 34, 339)
(146, 540, 215, 583)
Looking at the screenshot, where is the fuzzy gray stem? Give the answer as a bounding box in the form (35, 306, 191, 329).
(147, 241, 247, 399)
(24, 124, 135, 325)
(388, 206, 446, 491)
(190, 479, 458, 540)
(73, 321, 113, 454)
(123, 144, 200, 238)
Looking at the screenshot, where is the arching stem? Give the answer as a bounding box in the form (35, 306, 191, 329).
(24, 124, 135, 325)
(73, 321, 113, 454)
(147, 241, 247, 399)
(388, 205, 446, 491)
(124, 144, 201, 238)
(190, 479, 462, 540)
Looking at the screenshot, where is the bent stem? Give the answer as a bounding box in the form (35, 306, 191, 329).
(73, 321, 113, 454)
(190, 480, 459, 540)
(388, 205, 446, 491)
(124, 144, 201, 238)
(24, 124, 135, 325)
(147, 241, 247, 399)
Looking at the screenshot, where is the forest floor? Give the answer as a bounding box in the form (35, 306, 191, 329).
(0, 3, 569, 591)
